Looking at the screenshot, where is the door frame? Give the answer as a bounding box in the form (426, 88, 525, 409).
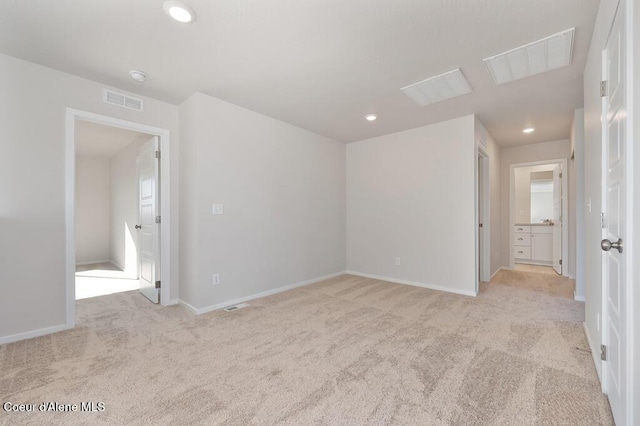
(65, 108, 172, 328)
(509, 158, 569, 277)
(475, 143, 490, 291)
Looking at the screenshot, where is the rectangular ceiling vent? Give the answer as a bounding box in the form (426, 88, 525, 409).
(223, 303, 249, 312)
(483, 28, 575, 85)
(400, 68, 473, 106)
(103, 89, 144, 112)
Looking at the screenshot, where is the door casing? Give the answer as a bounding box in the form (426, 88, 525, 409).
(65, 108, 173, 327)
(475, 144, 490, 290)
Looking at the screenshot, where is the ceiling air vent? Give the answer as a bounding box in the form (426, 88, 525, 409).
(103, 89, 144, 112)
(483, 28, 575, 85)
(401, 68, 473, 106)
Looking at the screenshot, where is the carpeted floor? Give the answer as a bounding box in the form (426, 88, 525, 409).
(0, 271, 612, 425)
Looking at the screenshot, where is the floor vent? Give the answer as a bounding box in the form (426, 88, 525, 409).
(103, 89, 144, 112)
(223, 303, 249, 312)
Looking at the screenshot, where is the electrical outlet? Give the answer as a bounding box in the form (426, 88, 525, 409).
(213, 273, 220, 286)
(395, 257, 401, 266)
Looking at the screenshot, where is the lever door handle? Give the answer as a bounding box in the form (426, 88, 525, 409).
(601, 238, 623, 253)
(135, 224, 142, 230)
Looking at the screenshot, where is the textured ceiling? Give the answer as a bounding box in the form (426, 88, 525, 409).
(0, 0, 599, 146)
(75, 121, 148, 158)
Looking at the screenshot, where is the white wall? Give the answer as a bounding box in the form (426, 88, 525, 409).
(178, 95, 199, 306)
(110, 135, 149, 277)
(500, 140, 572, 271)
(582, 0, 618, 381)
(178, 92, 346, 311)
(0, 53, 180, 342)
(571, 108, 585, 300)
(75, 156, 110, 264)
(347, 115, 477, 296)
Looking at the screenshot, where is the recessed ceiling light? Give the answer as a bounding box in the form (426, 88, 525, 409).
(523, 127, 535, 134)
(163, 1, 196, 23)
(400, 68, 473, 106)
(484, 28, 575, 85)
(129, 70, 147, 83)
(364, 114, 377, 122)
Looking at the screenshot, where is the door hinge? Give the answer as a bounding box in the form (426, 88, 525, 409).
(559, 259, 562, 265)
(155, 150, 161, 159)
(155, 280, 161, 289)
(155, 216, 161, 224)
(600, 80, 607, 97)
(601, 212, 605, 228)
(559, 172, 562, 178)
(601, 344, 607, 361)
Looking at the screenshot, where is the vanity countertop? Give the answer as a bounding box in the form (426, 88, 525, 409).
(515, 223, 554, 226)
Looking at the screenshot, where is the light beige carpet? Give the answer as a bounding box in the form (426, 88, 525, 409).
(1, 272, 612, 425)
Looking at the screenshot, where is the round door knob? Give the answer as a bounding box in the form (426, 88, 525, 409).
(601, 238, 623, 253)
(135, 224, 142, 230)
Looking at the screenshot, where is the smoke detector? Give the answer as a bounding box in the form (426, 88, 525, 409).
(129, 70, 147, 83)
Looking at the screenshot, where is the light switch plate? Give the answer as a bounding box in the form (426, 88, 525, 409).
(212, 204, 224, 215)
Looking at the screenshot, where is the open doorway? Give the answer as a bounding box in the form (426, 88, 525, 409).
(509, 159, 568, 276)
(65, 109, 172, 328)
(475, 144, 490, 292)
(74, 121, 155, 300)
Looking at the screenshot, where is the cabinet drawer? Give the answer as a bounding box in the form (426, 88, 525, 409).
(532, 225, 553, 234)
(514, 234, 531, 246)
(513, 246, 531, 259)
(514, 225, 530, 233)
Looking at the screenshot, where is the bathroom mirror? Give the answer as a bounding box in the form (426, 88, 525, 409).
(514, 165, 557, 224)
(530, 171, 554, 223)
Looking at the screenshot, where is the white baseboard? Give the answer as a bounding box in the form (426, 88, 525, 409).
(110, 259, 125, 271)
(164, 299, 179, 306)
(490, 267, 505, 280)
(0, 323, 72, 346)
(583, 322, 602, 383)
(574, 292, 585, 302)
(75, 259, 111, 267)
(345, 271, 477, 297)
(179, 271, 347, 315)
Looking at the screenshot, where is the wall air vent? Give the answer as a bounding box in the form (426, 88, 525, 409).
(401, 68, 473, 106)
(103, 89, 144, 112)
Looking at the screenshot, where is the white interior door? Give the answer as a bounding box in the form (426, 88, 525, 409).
(552, 164, 562, 274)
(602, 4, 627, 424)
(137, 136, 160, 304)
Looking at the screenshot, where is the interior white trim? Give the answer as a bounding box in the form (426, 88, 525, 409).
(490, 267, 504, 280)
(508, 158, 569, 276)
(0, 324, 71, 346)
(574, 292, 585, 302)
(346, 271, 478, 297)
(179, 271, 347, 315)
(75, 259, 112, 266)
(65, 108, 172, 330)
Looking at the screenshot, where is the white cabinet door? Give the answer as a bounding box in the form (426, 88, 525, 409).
(531, 234, 553, 262)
